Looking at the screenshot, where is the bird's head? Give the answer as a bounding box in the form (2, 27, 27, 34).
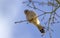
(24, 10, 30, 14)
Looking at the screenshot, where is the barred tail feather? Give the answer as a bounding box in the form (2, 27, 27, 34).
(37, 25, 45, 33)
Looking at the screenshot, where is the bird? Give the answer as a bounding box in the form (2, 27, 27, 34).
(24, 9, 45, 33)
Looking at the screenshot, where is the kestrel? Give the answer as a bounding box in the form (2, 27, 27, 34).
(24, 10, 45, 33)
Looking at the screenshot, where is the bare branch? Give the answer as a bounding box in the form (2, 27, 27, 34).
(15, 20, 27, 24)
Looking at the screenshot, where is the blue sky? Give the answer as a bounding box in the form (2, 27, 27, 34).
(0, 0, 60, 38)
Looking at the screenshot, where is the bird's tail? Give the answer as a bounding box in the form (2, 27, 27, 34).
(37, 25, 45, 33)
